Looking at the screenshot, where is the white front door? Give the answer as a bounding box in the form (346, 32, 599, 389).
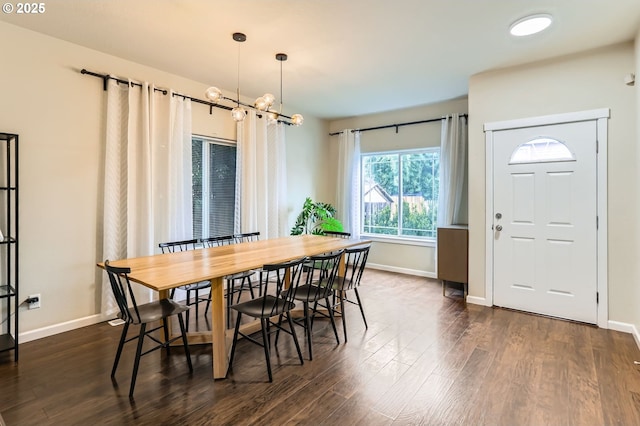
(492, 120, 598, 323)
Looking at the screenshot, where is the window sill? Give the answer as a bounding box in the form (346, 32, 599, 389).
(361, 234, 436, 248)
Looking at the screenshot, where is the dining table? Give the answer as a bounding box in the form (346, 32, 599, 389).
(98, 234, 371, 379)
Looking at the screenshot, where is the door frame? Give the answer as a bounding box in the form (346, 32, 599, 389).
(484, 108, 609, 328)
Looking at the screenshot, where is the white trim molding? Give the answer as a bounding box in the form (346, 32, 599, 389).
(366, 263, 437, 279)
(484, 108, 610, 327)
(608, 321, 640, 349)
(19, 313, 110, 344)
(466, 296, 491, 306)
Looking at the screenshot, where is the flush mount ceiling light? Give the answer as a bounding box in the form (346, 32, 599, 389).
(509, 14, 553, 37)
(204, 32, 302, 126)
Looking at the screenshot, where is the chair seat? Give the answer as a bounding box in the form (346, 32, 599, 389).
(330, 276, 350, 291)
(284, 283, 333, 303)
(118, 299, 189, 324)
(179, 280, 211, 291)
(231, 296, 296, 319)
(225, 270, 256, 280)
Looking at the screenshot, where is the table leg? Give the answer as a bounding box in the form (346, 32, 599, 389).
(210, 276, 229, 379)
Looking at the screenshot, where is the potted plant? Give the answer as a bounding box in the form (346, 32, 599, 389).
(290, 197, 344, 235)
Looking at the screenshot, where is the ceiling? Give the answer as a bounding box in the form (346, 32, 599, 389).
(2, 0, 640, 120)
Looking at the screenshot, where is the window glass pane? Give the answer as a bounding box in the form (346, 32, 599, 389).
(192, 139, 203, 239)
(362, 154, 399, 235)
(208, 144, 236, 237)
(509, 137, 575, 164)
(192, 137, 236, 239)
(400, 152, 439, 238)
(361, 149, 439, 239)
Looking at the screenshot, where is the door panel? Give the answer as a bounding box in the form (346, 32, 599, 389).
(493, 121, 597, 323)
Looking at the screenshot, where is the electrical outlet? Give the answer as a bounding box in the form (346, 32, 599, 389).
(28, 294, 41, 310)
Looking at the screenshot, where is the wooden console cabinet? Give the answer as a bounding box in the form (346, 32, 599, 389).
(437, 225, 468, 297)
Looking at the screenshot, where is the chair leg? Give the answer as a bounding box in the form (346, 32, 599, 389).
(260, 318, 273, 382)
(111, 322, 129, 377)
(354, 288, 368, 328)
(326, 297, 340, 345)
(226, 279, 233, 328)
(287, 313, 304, 365)
(204, 288, 212, 316)
(340, 291, 348, 343)
(185, 290, 191, 332)
(129, 323, 146, 398)
(176, 313, 193, 372)
(194, 289, 200, 323)
(274, 314, 284, 348)
(304, 302, 313, 361)
(162, 318, 170, 355)
(227, 312, 243, 375)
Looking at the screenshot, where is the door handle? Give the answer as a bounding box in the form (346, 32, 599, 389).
(495, 225, 503, 231)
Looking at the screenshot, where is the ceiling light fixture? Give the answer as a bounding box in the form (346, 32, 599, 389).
(509, 14, 553, 37)
(204, 32, 271, 123)
(268, 53, 303, 126)
(204, 32, 302, 126)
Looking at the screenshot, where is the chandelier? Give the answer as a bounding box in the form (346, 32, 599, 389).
(204, 32, 303, 126)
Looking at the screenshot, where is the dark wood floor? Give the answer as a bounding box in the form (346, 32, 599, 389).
(1, 270, 640, 425)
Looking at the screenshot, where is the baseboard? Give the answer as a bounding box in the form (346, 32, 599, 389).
(466, 296, 491, 306)
(366, 263, 437, 279)
(608, 320, 640, 349)
(19, 313, 109, 344)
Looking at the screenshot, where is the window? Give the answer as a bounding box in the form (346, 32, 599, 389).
(192, 136, 236, 239)
(361, 148, 439, 239)
(509, 137, 575, 164)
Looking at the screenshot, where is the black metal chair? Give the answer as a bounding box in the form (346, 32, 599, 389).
(158, 239, 210, 330)
(227, 257, 307, 382)
(330, 244, 370, 342)
(281, 250, 344, 360)
(324, 231, 351, 238)
(104, 260, 192, 398)
(230, 232, 262, 302)
(201, 235, 236, 326)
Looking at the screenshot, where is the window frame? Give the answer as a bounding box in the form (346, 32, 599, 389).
(360, 146, 440, 245)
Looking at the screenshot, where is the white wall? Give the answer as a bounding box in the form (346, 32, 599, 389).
(468, 42, 637, 324)
(329, 98, 468, 276)
(0, 21, 328, 337)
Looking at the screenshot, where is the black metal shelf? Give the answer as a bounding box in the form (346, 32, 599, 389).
(0, 132, 18, 362)
(0, 285, 15, 299)
(0, 334, 15, 353)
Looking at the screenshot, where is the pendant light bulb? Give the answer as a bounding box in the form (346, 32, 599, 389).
(205, 86, 222, 103)
(291, 113, 304, 126)
(231, 106, 247, 122)
(263, 93, 275, 107)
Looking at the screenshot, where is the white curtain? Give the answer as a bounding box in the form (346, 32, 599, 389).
(437, 114, 468, 226)
(336, 129, 361, 238)
(236, 111, 288, 238)
(102, 79, 193, 315)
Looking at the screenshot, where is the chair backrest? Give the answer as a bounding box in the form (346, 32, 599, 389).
(104, 260, 141, 324)
(258, 257, 307, 316)
(304, 250, 345, 300)
(340, 245, 370, 291)
(324, 231, 351, 238)
(159, 239, 199, 253)
(201, 235, 234, 248)
(234, 231, 260, 244)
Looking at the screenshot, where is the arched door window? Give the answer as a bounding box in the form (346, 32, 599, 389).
(509, 137, 576, 164)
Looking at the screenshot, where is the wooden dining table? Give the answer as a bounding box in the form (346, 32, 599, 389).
(98, 234, 371, 379)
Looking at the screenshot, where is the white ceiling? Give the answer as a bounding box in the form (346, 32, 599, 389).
(2, 0, 640, 120)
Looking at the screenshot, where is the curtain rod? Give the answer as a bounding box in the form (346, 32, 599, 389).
(328, 113, 468, 136)
(80, 68, 297, 125)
